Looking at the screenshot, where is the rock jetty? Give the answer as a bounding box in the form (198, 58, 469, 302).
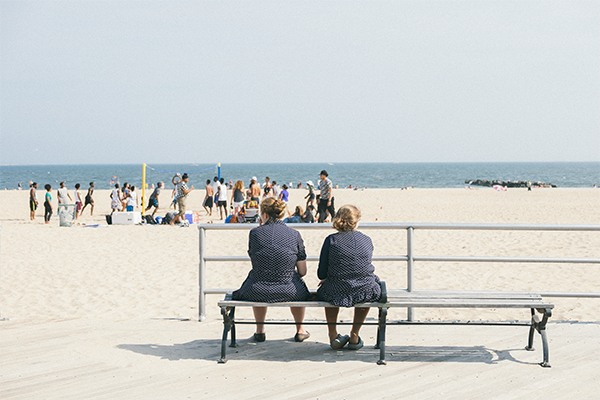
(465, 179, 556, 188)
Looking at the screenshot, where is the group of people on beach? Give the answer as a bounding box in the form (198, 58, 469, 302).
(28, 169, 338, 226)
(193, 170, 336, 224)
(232, 198, 381, 349)
(29, 181, 95, 224)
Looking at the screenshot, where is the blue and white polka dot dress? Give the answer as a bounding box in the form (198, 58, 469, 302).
(317, 230, 381, 307)
(232, 219, 310, 302)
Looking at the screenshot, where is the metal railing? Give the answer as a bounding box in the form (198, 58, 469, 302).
(197, 223, 600, 321)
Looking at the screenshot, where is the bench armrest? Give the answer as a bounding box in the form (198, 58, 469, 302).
(379, 281, 387, 304)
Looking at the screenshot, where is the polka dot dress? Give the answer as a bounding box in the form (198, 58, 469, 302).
(232, 219, 309, 302)
(317, 230, 381, 307)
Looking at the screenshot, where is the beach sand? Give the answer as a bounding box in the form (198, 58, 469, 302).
(1, 187, 599, 398)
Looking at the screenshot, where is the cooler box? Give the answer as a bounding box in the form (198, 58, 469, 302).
(184, 211, 200, 224)
(112, 212, 142, 225)
(58, 204, 76, 227)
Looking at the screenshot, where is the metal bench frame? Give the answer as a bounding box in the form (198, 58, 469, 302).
(217, 282, 554, 367)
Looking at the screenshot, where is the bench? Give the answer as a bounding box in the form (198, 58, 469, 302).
(217, 282, 554, 367)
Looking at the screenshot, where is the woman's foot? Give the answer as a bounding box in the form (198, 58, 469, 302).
(253, 333, 266, 342)
(348, 336, 364, 350)
(294, 331, 311, 342)
(330, 334, 350, 349)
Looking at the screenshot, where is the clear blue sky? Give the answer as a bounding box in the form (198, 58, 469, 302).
(1, 0, 599, 165)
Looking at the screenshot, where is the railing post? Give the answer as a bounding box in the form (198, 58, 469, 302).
(407, 226, 414, 321)
(199, 226, 206, 321)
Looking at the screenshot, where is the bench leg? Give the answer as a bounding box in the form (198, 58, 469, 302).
(229, 307, 237, 348)
(377, 308, 388, 365)
(525, 308, 552, 368)
(218, 306, 235, 364)
(375, 308, 382, 349)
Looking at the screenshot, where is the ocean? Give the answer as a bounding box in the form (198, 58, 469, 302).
(1, 162, 598, 190)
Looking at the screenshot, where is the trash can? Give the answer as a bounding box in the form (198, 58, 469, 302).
(58, 204, 76, 227)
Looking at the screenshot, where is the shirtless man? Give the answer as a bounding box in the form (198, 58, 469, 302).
(203, 179, 214, 216)
(29, 182, 38, 220)
(249, 176, 261, 203)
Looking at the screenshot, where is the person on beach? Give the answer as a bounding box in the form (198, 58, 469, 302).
(211, 176, 220, 207)
(262, 176, 272, 190)
(203, 179, 214, 216)
(231, 180, 245, 214)
(305, 181, 315, 209)
(216, 177, 228, 220)
(74, 183, 83, 219)
(110, 183, 122, 214)
(29, 182, 38, 220)
(170, 177, 179, 210)
(120, 183, 131, 211)
(278, 184, 291, 216)
(126, 186, 137, 211)
(250, 176, 261, 203)
(232, 197, 310, 343)
(271, 181, 279, 198)
(43, 184, 53, 224)
(317, 205, 381, 350)
(317, 170, 335, 223)
(302, 205, 315, 223)
(57, 182, 72, 205)
(81, 182, 95, 216)
(145, 182, 162, 216)
(171, 173, 194, 225)
(283, 205, 313, 224)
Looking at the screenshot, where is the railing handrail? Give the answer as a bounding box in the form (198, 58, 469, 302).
(197, 222, 600, 321)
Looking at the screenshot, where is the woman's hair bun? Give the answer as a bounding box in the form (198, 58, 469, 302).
(332, 205, 361, 232)
(260, 197, 287, 220)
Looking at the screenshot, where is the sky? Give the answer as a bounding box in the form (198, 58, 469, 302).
(1, 0, 599, 165)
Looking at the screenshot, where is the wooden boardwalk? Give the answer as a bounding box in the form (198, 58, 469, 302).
(1, 317, 599, 399)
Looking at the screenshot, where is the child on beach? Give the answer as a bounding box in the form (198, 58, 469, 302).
(43, 184, 53, 224)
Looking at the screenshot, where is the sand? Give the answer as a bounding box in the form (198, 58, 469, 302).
(1, 187, 599, 398)
(0, 187, 598, 322)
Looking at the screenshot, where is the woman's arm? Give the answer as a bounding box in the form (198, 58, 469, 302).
(317, 235, 331, 280)
(296, 260, 307, 277)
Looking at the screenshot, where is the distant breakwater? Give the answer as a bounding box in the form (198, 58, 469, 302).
(466, 179, 557, 188)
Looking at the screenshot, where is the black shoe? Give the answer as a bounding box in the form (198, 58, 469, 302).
(254, 333, 266, 342)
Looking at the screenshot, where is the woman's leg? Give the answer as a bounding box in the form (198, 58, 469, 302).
(252, 306, 268, 334)
(349, 307, 370, 344)
(290, 307, 308, 334)
(325, 307, 340, 342)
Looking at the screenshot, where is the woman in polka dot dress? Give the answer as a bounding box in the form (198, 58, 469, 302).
(232, 197, 311, 343)
(317, 204, 382, 350)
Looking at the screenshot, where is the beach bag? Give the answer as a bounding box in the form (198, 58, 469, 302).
(144, 215, 157, 224)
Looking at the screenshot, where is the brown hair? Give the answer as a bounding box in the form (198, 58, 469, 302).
(293, 205, 304, 217)
(332, 205, 361, 232)
(260, 197, 287, 220)
(233, 180, 244, 191)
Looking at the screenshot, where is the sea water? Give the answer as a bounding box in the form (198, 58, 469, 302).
(1, 162, 598, 190)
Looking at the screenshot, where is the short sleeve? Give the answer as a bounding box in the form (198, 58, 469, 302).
(317, 235, 332, 280)
(296, 231, 307, 262)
